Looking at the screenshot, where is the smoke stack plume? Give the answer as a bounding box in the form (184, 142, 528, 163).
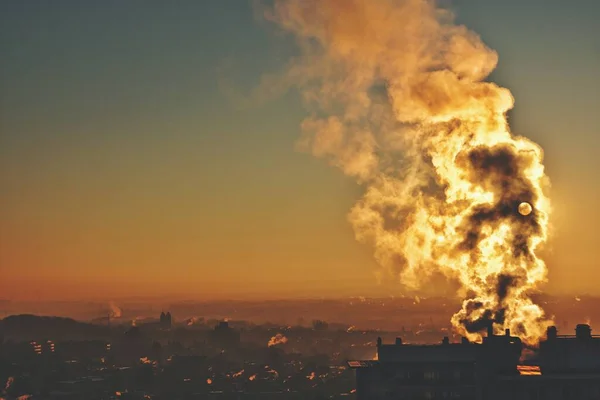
(4, 376, 14, 392)
(262, 0, 552, 344)
(268, 333, 289, 347)
(109, 302, 122, 318)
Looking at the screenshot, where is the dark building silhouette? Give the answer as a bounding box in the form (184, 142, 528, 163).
(539, 324, 600, 373)
(208, 320, 240, 348)
(349, 324, 600, 400)
(159, 311, 172, 329)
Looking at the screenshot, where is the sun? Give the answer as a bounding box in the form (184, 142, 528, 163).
(518, 202, 533, 216)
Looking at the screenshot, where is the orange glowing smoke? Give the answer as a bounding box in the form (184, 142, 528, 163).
(267, 333, 289, 347)
(109, 302, 122, 318)
(4, 377, 14, 392)
(186, 317, 202, 326)
(264, 0, 552, 344)
(232, 369, 245, 378)
(517, 365, 542, 376)
(264, 366, 279, 379)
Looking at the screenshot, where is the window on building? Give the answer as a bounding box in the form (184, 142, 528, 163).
(394, 371, 407, 381)
(424, 371, 439, 380)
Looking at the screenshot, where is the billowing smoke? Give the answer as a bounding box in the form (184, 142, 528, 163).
(261, 0, 552, 344)
(267, 333, 289, 347)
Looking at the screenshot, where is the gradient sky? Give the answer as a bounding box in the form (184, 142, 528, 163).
(1, 0, 599, 301)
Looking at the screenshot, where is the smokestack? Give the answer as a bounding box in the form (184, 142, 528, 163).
(442, 336, 449, 345)
(546, 326, 557, 340)
(505, 329, 510, 337)
(377, 337, 382, 347)
(575, 324, 592, 340)
(395, 337, 403, 345)
(487, 323, 494, 338)
(461, 337, 470, 344)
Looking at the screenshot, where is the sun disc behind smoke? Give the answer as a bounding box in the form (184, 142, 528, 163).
(518, 202, 533, 216)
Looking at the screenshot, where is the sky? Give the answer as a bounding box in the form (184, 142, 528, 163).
(1, 0, 599, 301)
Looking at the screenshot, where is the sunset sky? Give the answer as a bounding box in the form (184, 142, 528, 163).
(1, 0, 599, 301)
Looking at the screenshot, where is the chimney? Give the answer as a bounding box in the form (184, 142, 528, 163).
(487, 323, 494, 338)
(575, 324, 592, 340)
(546, 326, 557, 340)
(218, 321, 229, 330)
(395, 337, 403, 345)
(505, 329, 510, 337)
(442, 336, 449, 345)
(461, 337, 470, 344)
(377, 337, 382, 347)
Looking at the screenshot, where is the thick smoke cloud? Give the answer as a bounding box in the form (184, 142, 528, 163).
(260, 0, 552, 343)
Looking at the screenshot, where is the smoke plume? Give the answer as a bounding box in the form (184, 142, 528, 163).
(109, 302, 122, 318)
(268, 333, 289, 347)
(262, 0, 552, 343)
(4, 377, 14, 392)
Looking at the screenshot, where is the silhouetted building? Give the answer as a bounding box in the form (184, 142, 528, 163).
(349, 324, 600, 400)
(489, 324, 600, 400)
(539, 324, 600, 373)
(159, 311, 172, 329)
(208, 321, 240, 348)
(349, 325, 520, 400)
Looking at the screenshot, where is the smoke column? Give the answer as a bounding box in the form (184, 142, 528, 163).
(263, 0, 552, 343)
(109, 302, 122, 318)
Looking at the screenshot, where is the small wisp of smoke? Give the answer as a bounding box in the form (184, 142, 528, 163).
(267, 333, 289, 347)
(4, 377, 14, 392)
(109, 302, 122, 318)
(232, 369, 245, 378)
(186, 316, 203, 326)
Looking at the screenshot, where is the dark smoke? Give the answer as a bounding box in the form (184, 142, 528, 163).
(455, 145, 542, 335)
(496, 274, 516, 302)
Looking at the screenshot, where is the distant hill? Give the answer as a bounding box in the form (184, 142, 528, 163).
(0, 314, 108, 341)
